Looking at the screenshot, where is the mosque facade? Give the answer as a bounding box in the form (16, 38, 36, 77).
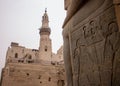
(0, 9, 65, 86)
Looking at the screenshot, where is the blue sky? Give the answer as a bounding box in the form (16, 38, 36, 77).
(0, 0, 66, 77)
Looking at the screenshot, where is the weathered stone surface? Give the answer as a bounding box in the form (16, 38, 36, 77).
(63, 0, 120, 86)
(1, 63, 65, 86)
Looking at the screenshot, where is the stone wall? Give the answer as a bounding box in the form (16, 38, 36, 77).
(6, 42, 39, 64)
(63, 0, 120, 86)
(52, 46, 64, 64)
(1, 63, 65, 86)
(1, 42, 65, 86)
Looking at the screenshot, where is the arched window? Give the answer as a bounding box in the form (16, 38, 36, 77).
(15, 53, 18, 58)
(45, 46, 47, 52)
(48, 77, 51, 82)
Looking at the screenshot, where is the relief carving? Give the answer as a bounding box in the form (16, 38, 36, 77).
(83, 20, 103, 46)
(71, 6, 120, 86)
(63, 0, 120, 86)
(73, 39, 82, 86)
(72, 33, 102, 86)
(103, 21, 120, 86)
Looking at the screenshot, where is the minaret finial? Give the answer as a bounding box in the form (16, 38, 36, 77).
(45, 8, 47, 13)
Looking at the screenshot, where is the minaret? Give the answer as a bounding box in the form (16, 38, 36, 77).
(39, 9, 52, 62)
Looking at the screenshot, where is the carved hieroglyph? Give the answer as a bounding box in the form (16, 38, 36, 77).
(63, 0, 120, 86)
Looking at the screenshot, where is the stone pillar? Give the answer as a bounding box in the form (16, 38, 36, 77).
(63, 0, 120, 86)
(63, 28, 73, 86)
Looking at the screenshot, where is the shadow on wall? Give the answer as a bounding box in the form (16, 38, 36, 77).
(0, 69, 3, 86)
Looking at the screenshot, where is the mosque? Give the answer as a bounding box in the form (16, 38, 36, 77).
(0, 9, 65, 86)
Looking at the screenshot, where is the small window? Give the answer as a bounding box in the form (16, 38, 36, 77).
(18, 60, 20, 62)
(48, 77, 51, 82)
(21, 60, 24, 63)
(51, 62, 55, 65)
(45, 48, 47, 51)
(18, 60, 24, 63)
(26, 73, 29, 76)
(28, 61, 33, 63)
(15, 53, 18, 58)
(45, 46, 47, 52)
(38, 75, 41, 79)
